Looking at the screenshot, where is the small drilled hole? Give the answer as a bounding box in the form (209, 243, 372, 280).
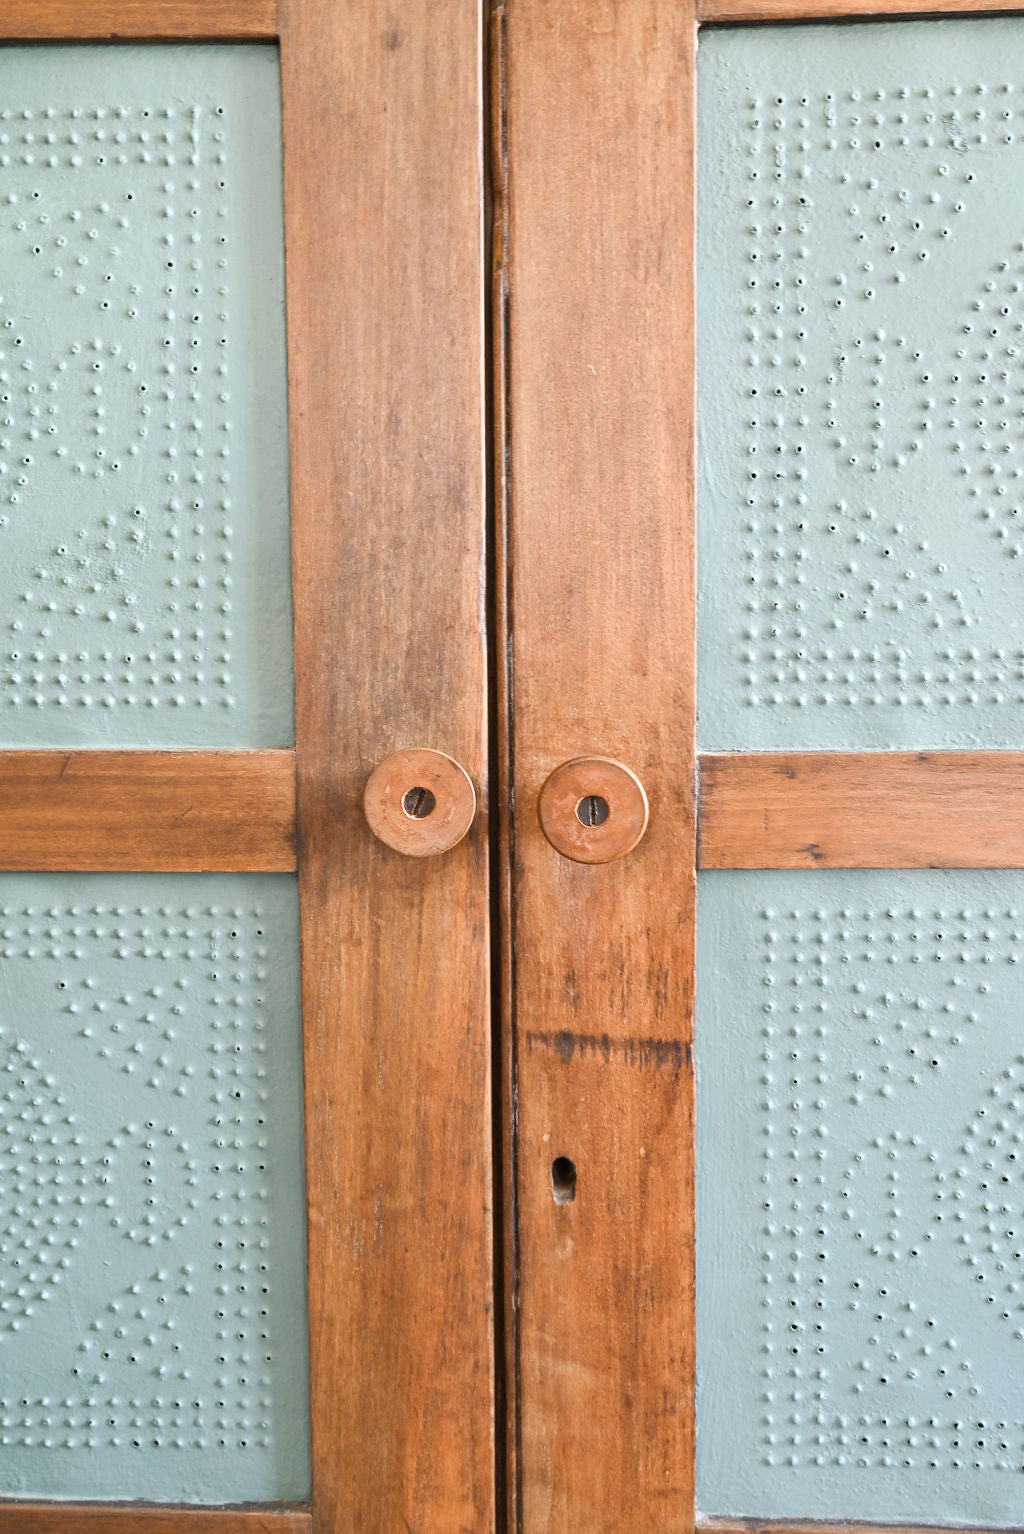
(551, 1156, 577, 1204)
(575, 794, 609, 827)
(402, 786, 436, 819)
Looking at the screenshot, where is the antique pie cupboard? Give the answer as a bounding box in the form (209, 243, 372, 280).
(4, 1, 1024, 1532)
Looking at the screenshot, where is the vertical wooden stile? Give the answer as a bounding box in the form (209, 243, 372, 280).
(502, 1, 698, 1529)
(279, 2, 495, 1529)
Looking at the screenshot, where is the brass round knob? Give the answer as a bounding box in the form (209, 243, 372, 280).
(537, 757, 648, 864)
(364, 748, 476, 856)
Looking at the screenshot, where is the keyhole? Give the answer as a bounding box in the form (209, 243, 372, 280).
(575, 794, 609, 827)
(551, 1156, 577, 1204)
(402, 786, 436, 819)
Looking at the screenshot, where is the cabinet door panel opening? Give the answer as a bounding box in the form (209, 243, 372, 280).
(695, 16, 1024, 1533)
(0, 44, 293, 751)
(698, 19, 1024, 754)
(0, 872, 309, 1504)
(698, 868, 1024, 1526)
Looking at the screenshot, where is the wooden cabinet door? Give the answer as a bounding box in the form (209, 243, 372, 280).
(498, 1, 1024, 1531)
(496, 5, 695, 1528)
(0, 4, 493, 1532)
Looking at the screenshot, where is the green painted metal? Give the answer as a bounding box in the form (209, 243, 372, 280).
(699, 20, 1024, 751)
(0, 45, 294, 748)
(698, 869, 1024, 1523)
(0, 872, 309, 1503)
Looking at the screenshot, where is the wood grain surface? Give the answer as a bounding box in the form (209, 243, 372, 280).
(699, 752, 1024, 869)
(0, 750, 295, 871)
(280, 1, 494, 1530)
(698, 0, 1024, 20)
(0, 0, 277, 38)
(500, 0, 697, 1527)
(699, 1522, 1020, 1534)
(0, 1508, 308, 1534)
(362, 746, 477, 857)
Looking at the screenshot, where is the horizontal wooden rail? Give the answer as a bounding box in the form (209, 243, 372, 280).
(0, 750, 296, 871)
(698, 0, 1024, 20)
(0, 1507, 309, 1533)
(698, 751, 1024, 869)
(700, 1522, 1018, 1534)
(696, 0, 1024, 18)
(0, 1, 277, 39)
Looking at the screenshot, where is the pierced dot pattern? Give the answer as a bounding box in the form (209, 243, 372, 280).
(0, 47, 293, 748)
(698, 869, 1024, 1525)
(699, 21, 1024, 750)
(0, 873, 309, 1503)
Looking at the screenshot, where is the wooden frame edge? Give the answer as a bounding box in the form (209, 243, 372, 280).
(697, 0, 1024, 24)
(0, 2, 278, 40)
(489, 0, 520, 1528)
(699, 1521, 1024, 1534)
(698, 751, 1024, 868)
(0, 1505, 310, 1534)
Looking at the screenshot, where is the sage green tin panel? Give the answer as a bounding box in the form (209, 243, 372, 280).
(698, 869, 1024, 1524)
(0, 46, 294, 748)
(699, 20, 1024, 751)
(0, 873, 309, 1503)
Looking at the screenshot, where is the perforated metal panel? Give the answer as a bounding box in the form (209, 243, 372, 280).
(0, 45, 293, 748)
(697, 869, 1024, 1524)
(698, 20, 1024, 751)
(0, 872, 309, 1503)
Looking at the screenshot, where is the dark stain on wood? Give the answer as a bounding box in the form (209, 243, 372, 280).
(526, 1029, 689, 1072)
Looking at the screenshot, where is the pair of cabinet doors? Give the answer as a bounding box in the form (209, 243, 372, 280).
(4, 0, 1024, 1531)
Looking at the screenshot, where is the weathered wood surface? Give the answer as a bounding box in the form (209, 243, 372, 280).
(0, 0, 277, 38)
(699, 752, 1024, 869)
(501, 0, 697, 1526)
(698, 0, 1024, 21)
(0, 750, 295, 871)
(280, 0, 494, 1529)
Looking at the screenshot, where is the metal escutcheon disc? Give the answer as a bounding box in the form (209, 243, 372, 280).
(538, 756, 649, 864)
(363, 748, 477, 857)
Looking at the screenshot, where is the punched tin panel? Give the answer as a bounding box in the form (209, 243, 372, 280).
(697, 870, 1024, 1524)
(0, 45, 293, 748)
(0, 872, 309, 1504)
(698, 20, 1024, 751)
